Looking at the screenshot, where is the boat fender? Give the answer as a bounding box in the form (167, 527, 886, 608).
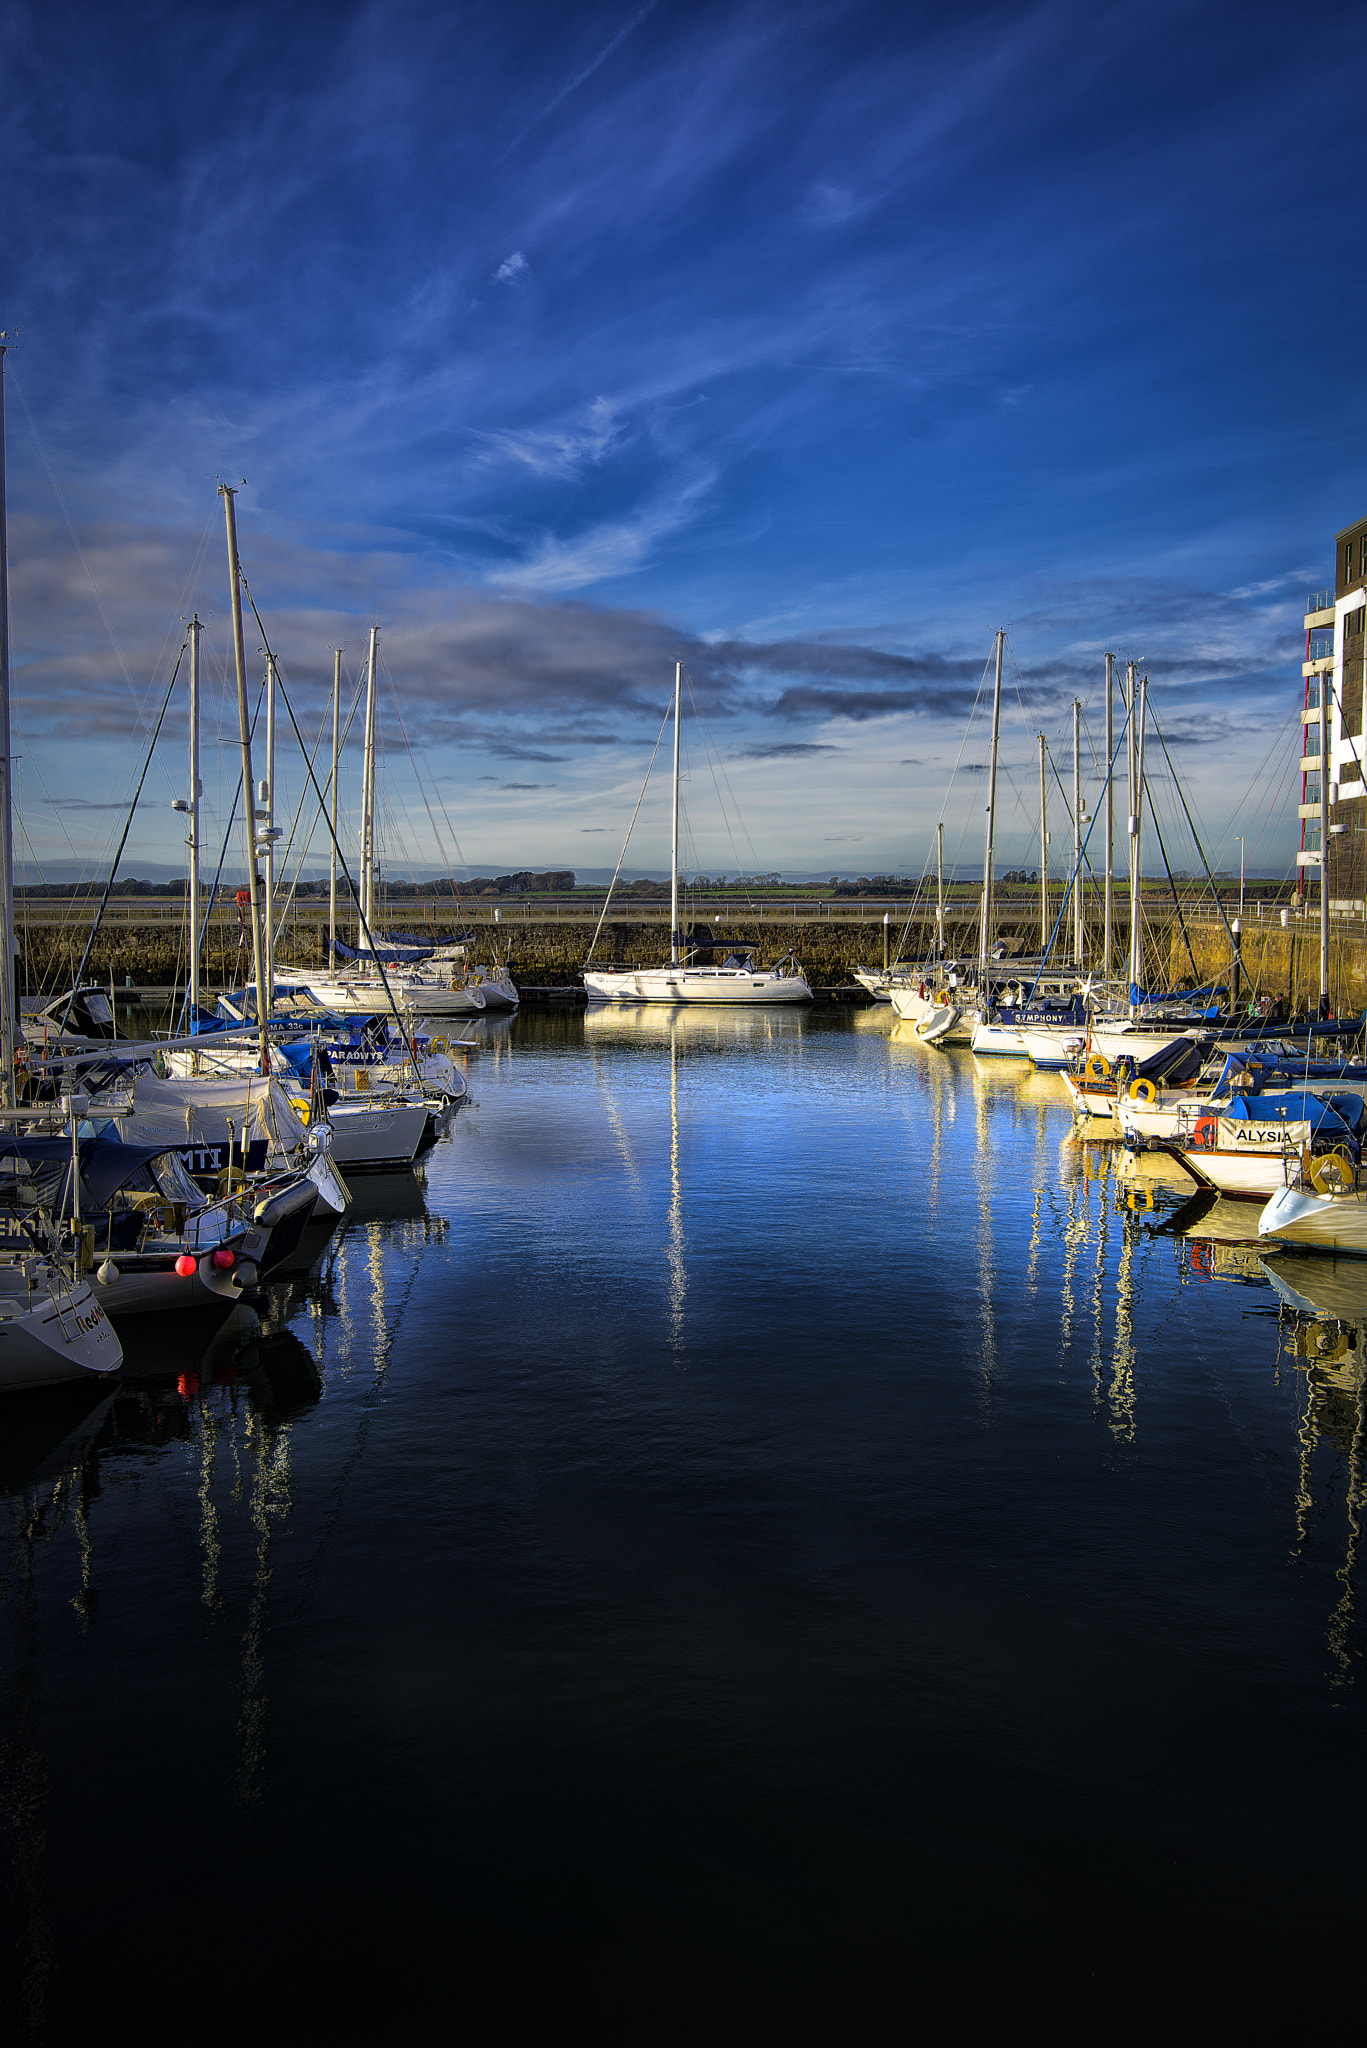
(1085, 1054, 1111, 1081)
(96, 1259, 119, 1285)
(1310, 1152, 1356, 1195)
(175, 1253, 198, 1277)
(1193, 1116, 1217, 1149)
(234, 1261, 259, 1288)
(1128, 1078, 1158, 1103)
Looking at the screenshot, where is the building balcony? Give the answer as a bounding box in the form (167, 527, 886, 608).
(1300, 801, 1322, 819)
(1303, 656, 1335, 676)
(1306, 591, 1335, 624)
(1300, 755, 1321, 773)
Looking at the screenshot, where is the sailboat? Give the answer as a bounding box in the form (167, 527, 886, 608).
(584, 663, 812, 1007)
(889, 631, 1010, 1044)
(0, 334, 124, 1390)
(282, 627, 517, 1016)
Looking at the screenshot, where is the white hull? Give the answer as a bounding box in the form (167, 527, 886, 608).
(1088, 1026, 1194, 1065)
(1165, 1143, 1303, 1199)
(1259, 1184, 1367, 1253)
(0, 1274, 122, 1392)
(322, 1099, 429, 1169)
(1118, 1095, 1210, 1143)
(584, 966, 811, 1006)
(853, 968, 894, 1002)
(971, 1019, 1025, 1057)
(303, 970, 487, 1017)
(1017, 1026, 1088, 1069)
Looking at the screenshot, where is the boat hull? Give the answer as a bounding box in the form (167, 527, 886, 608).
(322, 1101, 429, 1169)
(0, 1277, 122, 1392)
(1259, 1184, 1367, 1253)
(584, 968, 812, 1006)
(971, 1019, 1025, 1056)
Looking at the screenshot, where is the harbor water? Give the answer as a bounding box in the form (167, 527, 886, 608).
(2, 1007, 1365, 2037)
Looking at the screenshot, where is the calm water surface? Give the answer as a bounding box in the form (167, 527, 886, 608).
(2, 1007, 1364, 2038)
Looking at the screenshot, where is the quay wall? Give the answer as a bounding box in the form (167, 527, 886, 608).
(18, 896, 1364, 1012)
(1168, 918, 1367, 1017)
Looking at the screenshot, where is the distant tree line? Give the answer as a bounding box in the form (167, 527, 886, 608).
(831, 875, 920, 898)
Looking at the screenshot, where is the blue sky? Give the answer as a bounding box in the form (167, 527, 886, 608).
(2, 0, 1361, 885)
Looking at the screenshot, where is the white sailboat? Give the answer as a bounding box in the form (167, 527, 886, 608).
(0, 335, 123, 1391)
(584, 663, 812, 1007)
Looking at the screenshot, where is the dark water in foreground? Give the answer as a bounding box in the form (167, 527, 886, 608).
(2, 1007, 1365, 2038)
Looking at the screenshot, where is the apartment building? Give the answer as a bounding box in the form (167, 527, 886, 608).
(1301, 516, 1367, 910)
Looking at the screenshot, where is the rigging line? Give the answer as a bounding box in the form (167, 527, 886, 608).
(60, 640, 187, 1028)
(376, 646, 468, 875)
(253, 664, 365, 956)
(241, 590, 419, 1071)
(379, 660, 468, 884)
(1023, 699, 1132, 1002)
(584, 699, 675, 970)
(1147, 708, 1239, 954)
(1148, 797, 1200, 988)
(679, 675, 757, 908)
(5, 360, 159, 723)
(267, 700, 331, 914)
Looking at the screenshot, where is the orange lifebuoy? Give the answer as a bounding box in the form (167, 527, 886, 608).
(1193, 1116, 1217, 1149)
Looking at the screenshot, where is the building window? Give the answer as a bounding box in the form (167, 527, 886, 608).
(1306, 776, 1321, 803)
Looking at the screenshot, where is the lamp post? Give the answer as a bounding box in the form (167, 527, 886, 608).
(1235, 836, 1245, 916)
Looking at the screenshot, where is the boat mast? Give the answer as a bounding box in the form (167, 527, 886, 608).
(220, 485, 270, 1074)
(0, 339, 15, 1109)
(1129, 674, 1146, 1014)
(329, 648, 340, 968)
(935, 820, 944, 958)
(1103, 652, 1114, 979)
(1072, 697, 1083, 969)
(978, 628, 1005, 988)
(360, 625, 378, 949)
(670, 658, 682, 968)
(187, 613, 202, 1028)
(1320, 638, 1330, 1008)
(1038, 735, 1048, 951)
(263, 652, 276, 1006)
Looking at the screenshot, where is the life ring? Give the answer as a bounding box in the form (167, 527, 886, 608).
(430, 1037, 449, 1055)
(1192, 1116, 1217, 1149)
(1128, 1078, 1158, 1103)
(1310, 1151, 1356, 1195)
(1084, 1054, 1111, 1081)
(288, 1097, 312, 1128)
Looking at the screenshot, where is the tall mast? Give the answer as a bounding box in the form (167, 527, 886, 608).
(670, 658, 682, 968)
(0, 340, 15, 1109)
(329, 648, 340, 968)
(360, 625, 378, 947)
(1072, 697, 1083, 969)
(1129, 675, 1147, 1013)
(935, 820, 944, 958)
(263, 652, 276, 1005)
(1103, 653, 1114, 979)
(1038, 735, 1048, 950)
(220, 485, 270, 1074)
(978, 628, 1005, 986)
(187, 613, 202, 1027)
(1320, 631, 1331, 1008)
(1131, 659, 1139, 1003)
